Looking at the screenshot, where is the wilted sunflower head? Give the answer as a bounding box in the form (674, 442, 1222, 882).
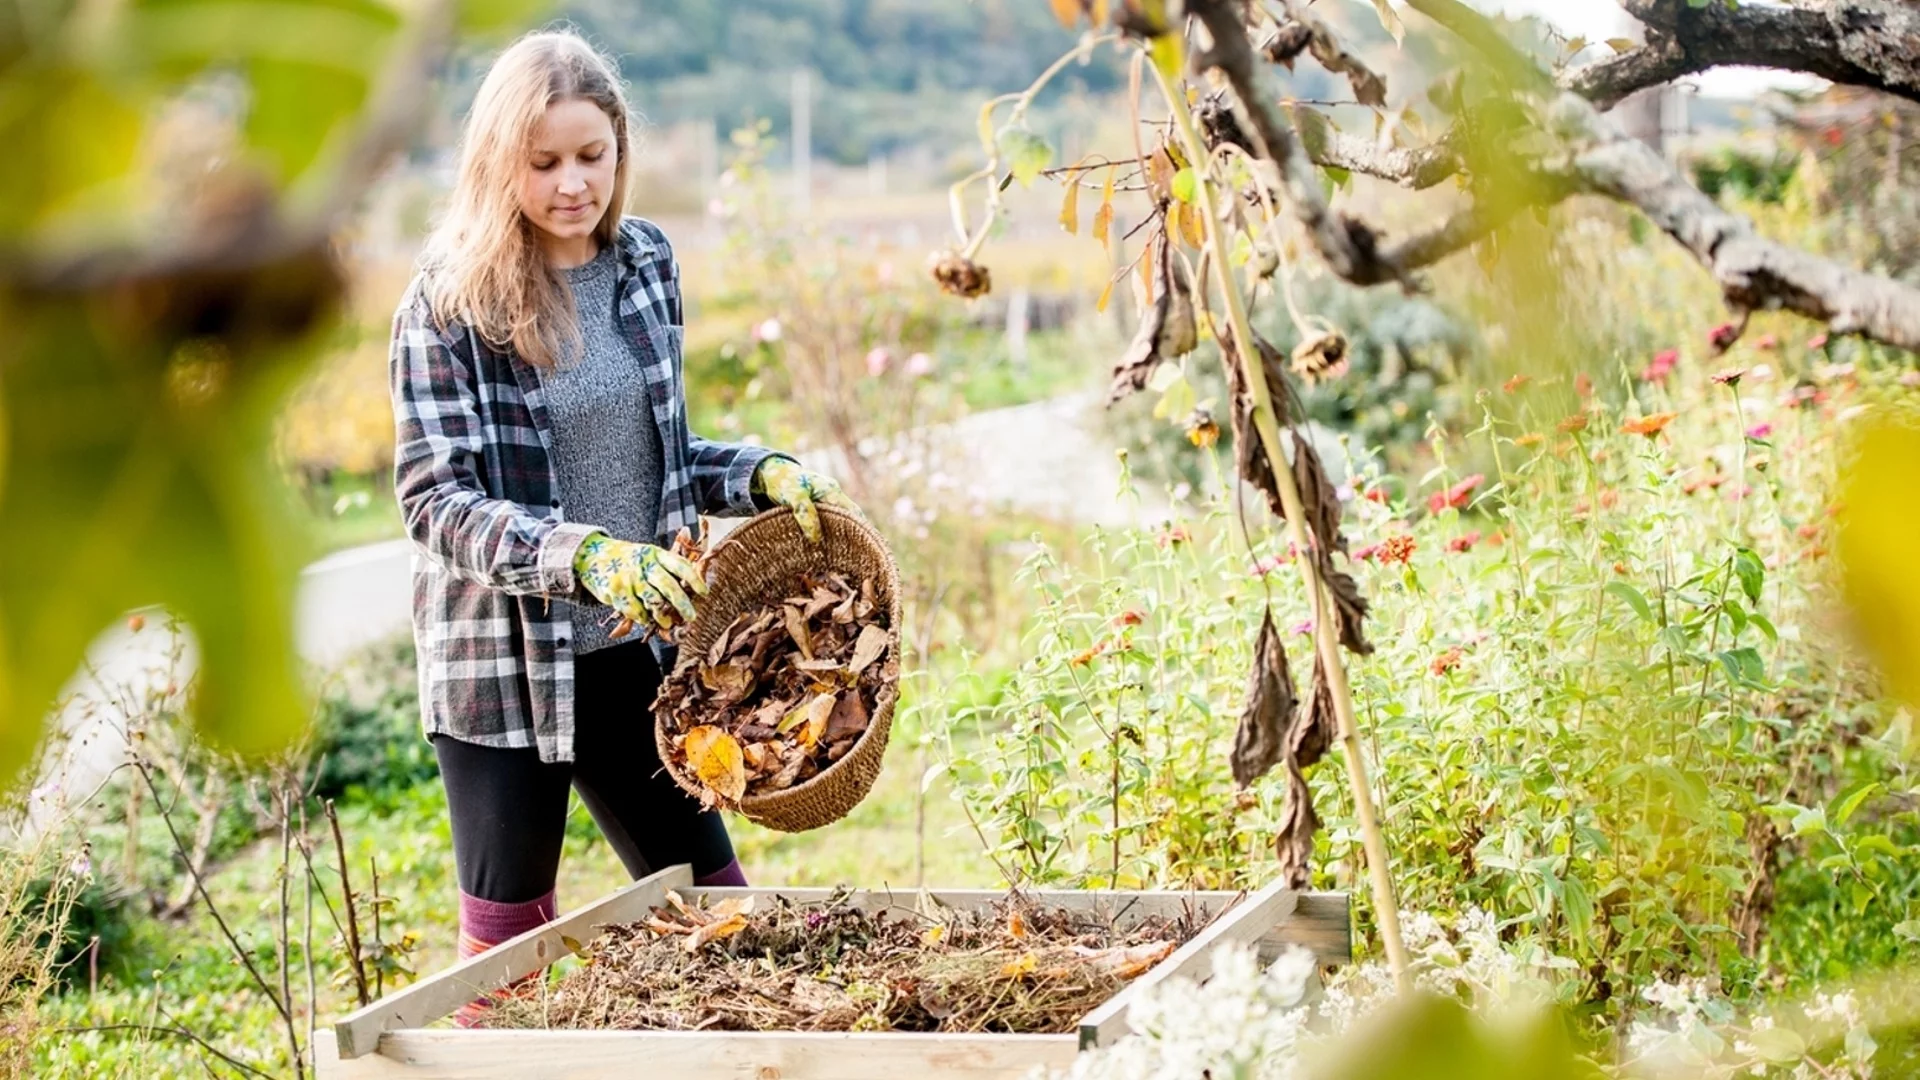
(1290, 329, 1349, 385)
(928, 251, 992, 299)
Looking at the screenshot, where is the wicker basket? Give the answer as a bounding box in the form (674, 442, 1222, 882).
(653, 505, 902, 833)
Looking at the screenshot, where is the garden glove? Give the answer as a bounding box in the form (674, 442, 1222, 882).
(572, 532, 708, 639)
(752, 457, 865, 543)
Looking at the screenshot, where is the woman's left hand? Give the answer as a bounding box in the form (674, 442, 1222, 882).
(753, 457, 864, 543)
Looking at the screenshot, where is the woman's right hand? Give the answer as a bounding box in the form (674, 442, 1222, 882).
(572, 533, 708, 637)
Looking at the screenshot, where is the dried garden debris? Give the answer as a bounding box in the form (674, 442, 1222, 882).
(481, 891, 1203, 1035)
(656, 570, 895, 809)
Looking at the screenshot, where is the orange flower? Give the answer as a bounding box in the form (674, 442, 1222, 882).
(1503, 373, 1531, 393)
(1514, 432, 1544, 448)
(1557, 413, 1590, 433)
(1429, 647, 1464, 676)
(1576, 372, 1594, 398)
(1112, 610, 1145, 628)
(1613, 561, 1629, 575)
(1598, 488, 1620, 509)
(1378, 535, 1417, 565)
(1795, 523, 1822, 540)
(1621, 412, 1677, 437)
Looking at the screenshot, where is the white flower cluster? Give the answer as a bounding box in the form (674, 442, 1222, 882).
(1625, 979, 1877, 1079)
(1041, 908, 1583, 1080)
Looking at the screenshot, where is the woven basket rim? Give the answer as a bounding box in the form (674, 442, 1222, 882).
(654, 505, 902, 821)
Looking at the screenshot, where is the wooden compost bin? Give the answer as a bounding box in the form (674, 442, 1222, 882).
(315, 866, 1350, 1080)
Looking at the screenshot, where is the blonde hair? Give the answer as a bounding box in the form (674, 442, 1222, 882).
(420, 29, 634, 368)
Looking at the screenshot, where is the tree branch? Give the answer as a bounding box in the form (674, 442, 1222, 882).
(1405, 0, 1920, 350)
(1312, 129, 1462, 190)
(1186, 0, 1408, 287)
(1561, 0, 1920, 109)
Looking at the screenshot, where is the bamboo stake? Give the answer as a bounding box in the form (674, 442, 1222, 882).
(1151, 60, 1410, 989)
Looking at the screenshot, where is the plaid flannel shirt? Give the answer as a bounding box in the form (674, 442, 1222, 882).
(389, 216, 781, 763)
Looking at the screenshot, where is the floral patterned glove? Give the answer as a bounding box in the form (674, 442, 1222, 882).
(572, 532, 708, 638)
(752, 457, 864, 543)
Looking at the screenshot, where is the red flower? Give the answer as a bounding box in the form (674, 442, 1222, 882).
(1155, 525, 1191, 548)
(1112, 610, 1145, 628)
(1377, 535, 1417, 565)
(1352, 541, 1383, 562)
(1429, 647, 1464, 676)
(1641, 348, 1679, 384)
(1426, 474, 1485, 514)
(1823, 125, 1844, 147)
(1796, 523, 1822, 541)
(1250, 553, 1289, 577)
(1708, 322, 1740, 353)
(1362, 485, 1391, 505)
(1502, 373, 1531, 393)
(1447, 531, 1481, 553)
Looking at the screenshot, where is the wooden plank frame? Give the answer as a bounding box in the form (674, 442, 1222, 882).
(318, 867, 1349, 1080)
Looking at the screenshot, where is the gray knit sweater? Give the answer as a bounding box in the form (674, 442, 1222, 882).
(537, 242, 665, 655)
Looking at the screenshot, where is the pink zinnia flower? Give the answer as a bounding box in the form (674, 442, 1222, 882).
(1642, 348, 1679, 383)
(1447, 531, 1481, 553)
(1426, 474, 1484, 514)
(1708, 322, 1740, 352)
(906, 352, 936, 377)
(865, 347, 891, 377)
(1746, 422, 1773, 439)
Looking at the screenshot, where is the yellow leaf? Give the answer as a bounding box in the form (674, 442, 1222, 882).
(684, 726, 747, 803)
(1564, 36, 1587, 56)
(1097, 276, 1116, 313)
(1179, 199, 1207, 248)
(710, 896, 757, 920)
(923, 924, 946, 946)
(1059, 167, 1083, 235)
(1001, 951, 1038, 977)
(977, 101, 998, 157)
(1089, 0, 1109, 26)
(1138, 234, 1155, 301)
(1048, 0, 1079, 29)
(1606, 37, 1637, 54)
(1093, 182, 1115, 252)
(560, 934, 590, 958)
(1838, 417, 1920, 708)
(684, 913, 749, 952)
(1008, 910, 1028, 938)
(1369, 0, 1404, 43)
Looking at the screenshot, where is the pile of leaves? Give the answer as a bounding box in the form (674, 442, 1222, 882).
(483, 890, 1202, 1034)
(656, 571, 894, 808)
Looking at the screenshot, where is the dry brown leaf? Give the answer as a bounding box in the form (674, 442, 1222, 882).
(1231, 612, 1294, 788)
(699, 661, 757, 703)
(683, 913, 749, 952)
(706, 622, 735, 668)
(783, 604, 814, 661)
(1319, 557, 1374, 656)
(645, 915, 694, 936)
(800, 693, 835, 749)
(849, 624, 890, 675)
(709, 896, 756, 920)
(825, 692, 869, 745)
(684, 726, 747, 803)
(795, 658, 845, 673)
(1007, 911, 1028, 939)
(664, 890, 706, 925)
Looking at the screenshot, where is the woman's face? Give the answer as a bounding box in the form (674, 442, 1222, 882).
(518, 98, 617, 260)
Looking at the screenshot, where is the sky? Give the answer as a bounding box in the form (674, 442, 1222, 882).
(1467, 0, 1826, 100)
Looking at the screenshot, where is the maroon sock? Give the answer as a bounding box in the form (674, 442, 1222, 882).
(694, 858, 748, 887)
(453, 889, 556, 1027)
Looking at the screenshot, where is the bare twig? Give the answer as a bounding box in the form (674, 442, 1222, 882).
(326, 799, 371, 1008)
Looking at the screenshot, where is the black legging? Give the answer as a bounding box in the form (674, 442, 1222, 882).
(433, 639, 736, 903)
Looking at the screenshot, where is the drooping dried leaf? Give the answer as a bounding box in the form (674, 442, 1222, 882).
(684, 726, 747, 804)
(1107, 231, 1196, 404)
(1231, 612, 1295, 787)
(1295, 655, 1338, 770)
(1290, 431, 1348, 556)
(1219, 325, 1299, 520)
(1274, 767, 1319, 889)
(706, 623, 734, 668)
(1320, 557, 1374, 655)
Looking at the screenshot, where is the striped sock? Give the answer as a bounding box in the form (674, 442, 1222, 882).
(453, 889, 556, 1028)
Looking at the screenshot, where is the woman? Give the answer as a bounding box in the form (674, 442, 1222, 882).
(388, 29, 858, 1020)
